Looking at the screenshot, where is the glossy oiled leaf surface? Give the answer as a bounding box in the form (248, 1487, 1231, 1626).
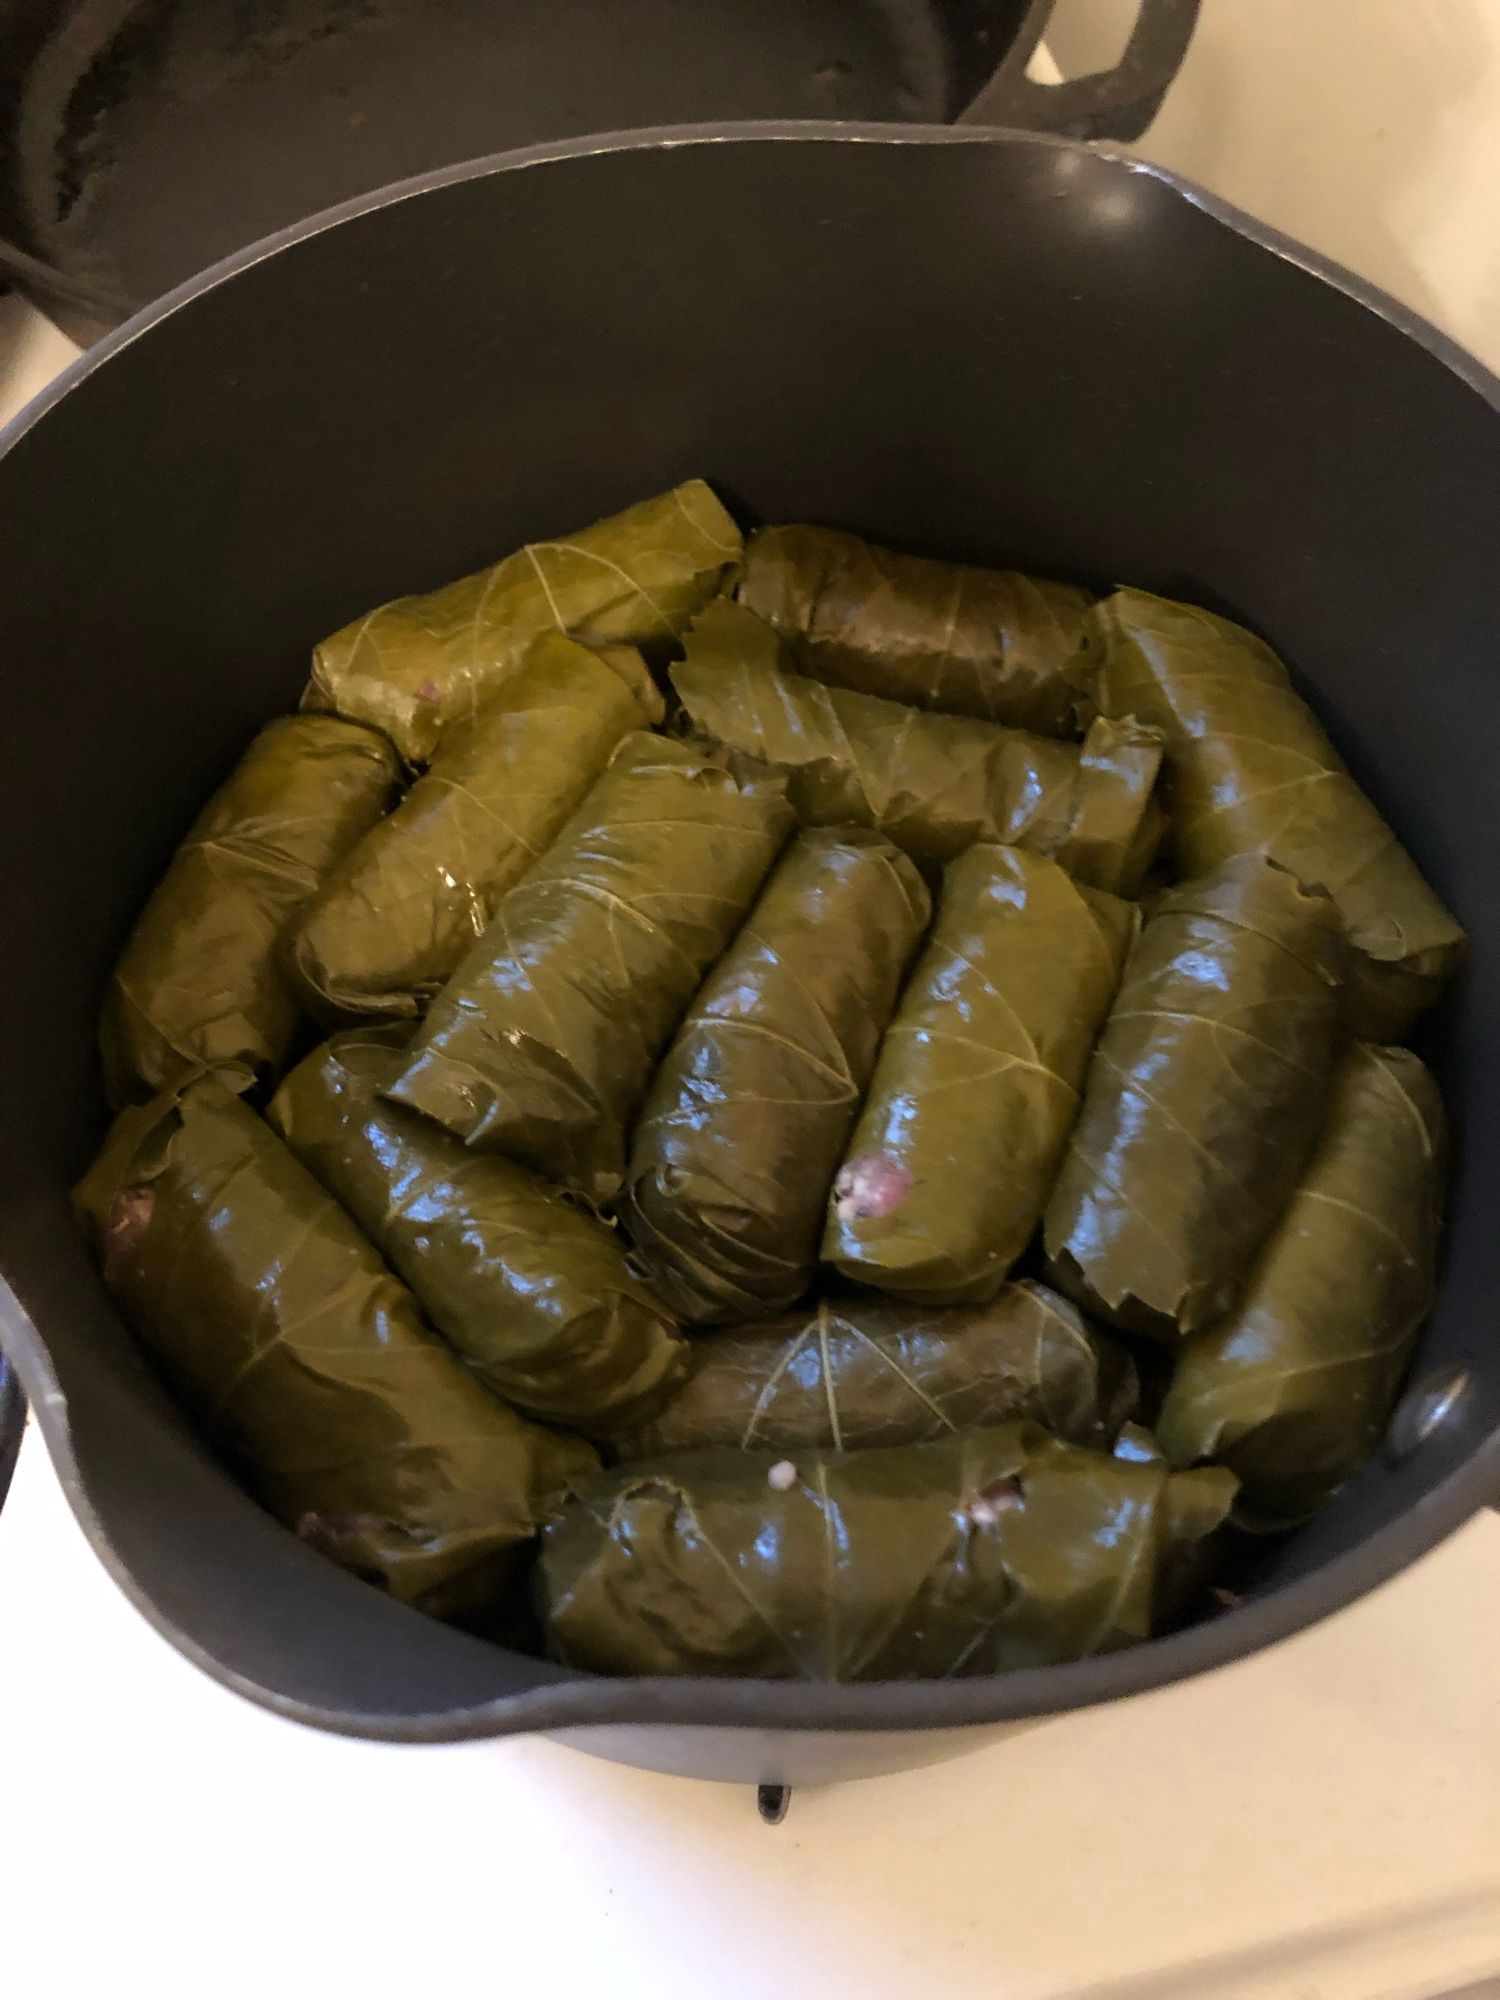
(307, 481, 737, 763)
(623, 1281, 1139, 1456)
(100, 714, 399, 1106)
(270, 1029, 690, 1438)
(672, 599, 1163, 892)
(539, 1424, 1236, 1680)
(290, 635, 651, 1020)
(1044, 855, 1347, 1340)
(73, 1078, 597, 1620)
(1158, 1044, 1444, 1526)
(1096, 587, 1464, 1038)
(619, 828, 930, 1323)
(827, 847, 1135, 1302)
(389, 733, 793, 1199)
(737, 523, 1099, 733)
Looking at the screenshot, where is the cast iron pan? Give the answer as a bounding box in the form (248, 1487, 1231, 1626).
(0, 0, 1199, 339)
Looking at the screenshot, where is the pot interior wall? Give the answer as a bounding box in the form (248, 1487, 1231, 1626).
(0, 133, 1495, 1741)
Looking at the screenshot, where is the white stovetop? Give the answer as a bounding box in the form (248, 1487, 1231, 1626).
(4, 13, 1500, 1995)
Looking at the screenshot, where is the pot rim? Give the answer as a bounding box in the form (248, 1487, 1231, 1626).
(4, 120, 1497, 1745)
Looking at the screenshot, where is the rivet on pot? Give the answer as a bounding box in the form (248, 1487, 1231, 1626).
(1385, 1365, 1471, 1464)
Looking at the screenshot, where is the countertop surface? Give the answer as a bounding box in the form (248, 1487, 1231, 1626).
(2, 1432, 1497, 2000)
(3, 11, 1500, 1995)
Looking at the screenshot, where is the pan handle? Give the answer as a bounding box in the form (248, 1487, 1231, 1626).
(0, 1348, 24, 1517)
(958, 0, 1200, 143)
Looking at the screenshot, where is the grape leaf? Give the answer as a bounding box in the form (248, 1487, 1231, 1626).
(1044, 854, 1347, 1339)
(827, 845, 1136, 1302)
(1096, 587, 1464, 1037)
(389, 733, 794, 1200)
(738, 522, 1099, 733)
(292, 635, 652, 1020)
(1158, 1044, 1444, 1525)
(540, 1424, 1235, 1680)
(623, 1281, 1139, 1456)
(672, 598, 1163, 892)
(74, 1078, 596, 1620)
(271, 1027, 691, 1439)
(620, 827, 929, 1322)
(100, 714, 398, 1106)
(306, 481, 739, 762)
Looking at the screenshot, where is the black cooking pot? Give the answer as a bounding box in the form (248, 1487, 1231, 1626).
(1, 127, 1496, 1787)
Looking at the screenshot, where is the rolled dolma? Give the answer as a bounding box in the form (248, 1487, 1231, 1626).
(619, 828, 930, 1322)
(623, 1282, 1139, 1456)
(826, 847, 1136, 1303)
(74, 1078, 597, 1620)
(100, 714, 399, 1106)
(1158, 1045, 1444, 1525)
(1044, 855, 1347, 1340)
(307, 480, 739, 762)
(1096, 588, 1465, 1039)
(671, 599, 1163, 893)
(737, 523, 1099, 733)
(389, 733, 794, 1199)
(539, 1424, 1236, 1680)
(269, 1029, 690, 1438)
(290, 635, 653, 1020)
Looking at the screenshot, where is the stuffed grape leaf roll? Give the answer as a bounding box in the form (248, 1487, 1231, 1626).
(736, 523, 1099, 733)
(539, 1424, 1236, 1680)
(671, 599, 1163, 893)
(388, 733, 794, 1199)
(100, 714, 399, 1106)
(290, 634, 653, 1021)
(826, 847, 1135, 1303)
(269, 1029, 690, 1438)
(1095, 587, 1464, 1039)
(619, 828, 930, 1323)
(306, 481, 739, 763)
(623, 1282, 1138, 1456)
(1044, 855, 1347, 1340)
(1157, 1044, 1444, 1526)
(73, 1077, 597, 1621)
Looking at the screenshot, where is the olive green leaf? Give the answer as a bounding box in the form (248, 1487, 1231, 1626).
(1096, 587, 1464, 1037)
(540, 1424, 1235, 1680)
(620, 827, 930, 1322)
(738, 522, 1099, 733)
(389, 733, 794, 1200)
(100, 714, 399, 1105)
(291, 634, 654, 1020)
(624, 1281, 1138, 1456)
(1158, 1044, 1444, 1525)
(673, 598, 1163, 892)
(827, 846, 1136, 1303)
(1044, 854, 1347, 1339)
(271, 1027, 690, 1439)
(307, 480, 739, 762)
(74, 1078, 596, 1621)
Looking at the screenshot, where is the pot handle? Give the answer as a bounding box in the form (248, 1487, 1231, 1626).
(958, 0, 1200, 143)
(0, 1348, 24, 1517)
